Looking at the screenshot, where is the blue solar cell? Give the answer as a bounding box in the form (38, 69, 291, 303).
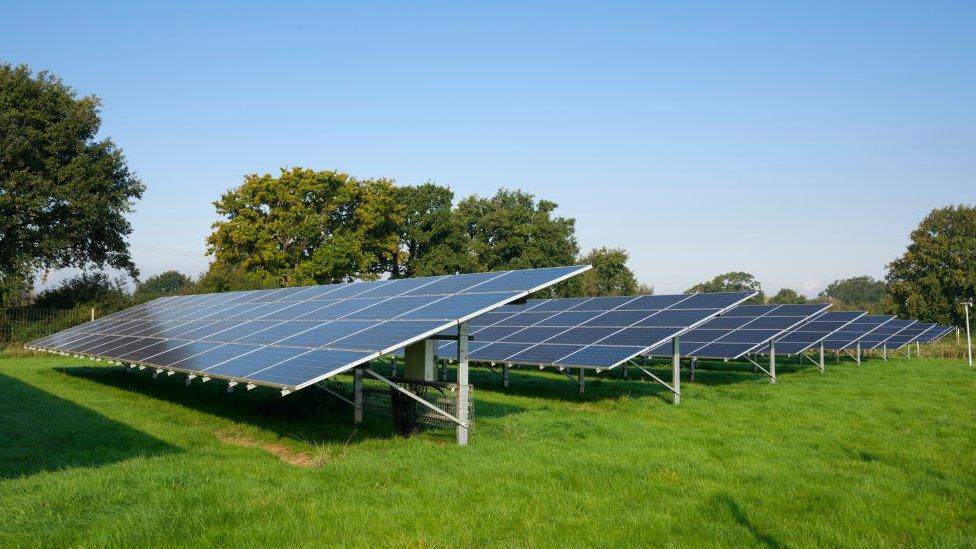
(95, 337, 159, 358)
(676, 292, 755, 309)
(144, 342, 222, 367)
(84, 336, 143, 355)
(740, 316, 803, 330)
(247, 349, 375, 386)
(545, 327, 620, 344)
(470, 326, 523, 341)
(468, 342, 533, 361)
(200, 321, 280, 343)
(469, 311, 513, 327)
(499, 327, 566, 344)
(599, 327, 678, 347)
(400, 271, 508, 296)
(638, 309, 717, 327)
(697, 316, 753, 330)
(327, 320, 446, 352)
(507, 344, 582, 364)
(402, 292, 521, 320)
(274, 320, 375, 348)
(494, 312, 554, 327)
(535, 311, 603, 327)
(582, 310, 655, 327)
(621, 294, 691, 310)
(692, 342, 758, 358)
(528, 298, 591, 312)
(461, 266, 585, 294)
(204, 346, 310, 378)
(554, 345, 647, 368)
(570, 296, 642, 311)
(717, 329, 781, 344)
(171, 343, 259, 369)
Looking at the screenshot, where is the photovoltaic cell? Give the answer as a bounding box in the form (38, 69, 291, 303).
(433, 292, 756, 368)
(772, 311, 867, 355)
(646, 304, 831, 359)
(917, 325, 954, 343)
(886, 322, 937, 349)
(29, 266, 589, 391)
(821, 315, 894, 350)
(858, 319, 916, 350)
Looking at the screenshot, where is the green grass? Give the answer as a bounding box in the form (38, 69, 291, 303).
(2, 353, 975, 547)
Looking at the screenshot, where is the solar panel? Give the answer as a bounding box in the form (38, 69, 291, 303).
(858, 319, 916, 350)
(433, 292, 756, 369)
(29, 266, 589, 391)
(886, 322, 937, 349)
(772, 310, 867, 355)
(821, 315, 894, 350)
(917, 325, 955, 343)
(647, 303, 831, 359)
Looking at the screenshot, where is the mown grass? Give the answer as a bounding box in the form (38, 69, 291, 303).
(1, 352, 975, 547)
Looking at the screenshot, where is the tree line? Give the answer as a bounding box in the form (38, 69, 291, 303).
(3, 63, 974, 327)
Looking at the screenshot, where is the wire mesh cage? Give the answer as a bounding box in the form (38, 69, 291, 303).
(364, 378, 473, 436)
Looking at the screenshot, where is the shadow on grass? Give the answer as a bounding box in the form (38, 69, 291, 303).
(57, 365, 525, 445)
(0, 372, 179, 479)
(714, 493, 782, 548)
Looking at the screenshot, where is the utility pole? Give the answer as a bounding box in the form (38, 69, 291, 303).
(963, 299, 973, 367)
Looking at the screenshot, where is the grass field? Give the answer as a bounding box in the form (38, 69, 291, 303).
(2, 351, 975, 547)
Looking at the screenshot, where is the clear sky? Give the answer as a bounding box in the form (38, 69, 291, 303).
(3, 1, 974, 295)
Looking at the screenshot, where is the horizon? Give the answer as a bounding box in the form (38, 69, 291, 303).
(5, 1, 974, 296)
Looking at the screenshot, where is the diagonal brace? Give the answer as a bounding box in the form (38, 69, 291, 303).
(630, 361, 679, 396)
(743, 355, 775, 379)
(315, 381, 359, 410)
(364, 369, 468, 429)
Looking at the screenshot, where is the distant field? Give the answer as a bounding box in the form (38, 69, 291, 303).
(1, 352, 975, 546)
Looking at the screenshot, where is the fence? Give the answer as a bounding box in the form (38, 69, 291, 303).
(0, 307, 93, 349)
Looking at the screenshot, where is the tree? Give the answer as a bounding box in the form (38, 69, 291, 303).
(886, 204, 976, 326)
(768, 288, 807, 304)
(0, 64, 144, 304)
(819, 276, 887, 313)
(455, 189, 578, 272)
(33, 272, 130, 311)
(192, 265, 279, 294)
(574, 247, 639, 296)
(133, 270, 192, 301)
(389, 183, 472, 278)
(206, 168, 401, 285)
(687, 271, 765, 304)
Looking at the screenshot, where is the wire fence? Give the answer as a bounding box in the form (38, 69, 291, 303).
(0, 307, 93, 350)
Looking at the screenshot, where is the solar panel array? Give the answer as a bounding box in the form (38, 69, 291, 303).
(29, 266, 588, 390)
(858, 319, 916, 350)
(886, 322, 937, 349)
(647, 304, 831, 359)
(821, 315, 894, 350)
(433, 292, 755, 369)
(772, 311, 866, 355)
(917, 325, 955, 343)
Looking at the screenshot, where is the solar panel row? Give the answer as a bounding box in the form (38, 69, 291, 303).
(646, 303, 832, 359)
(771, 311, 866, 354)
(431, 292, 756, 368)
(29, 266, 589, 390)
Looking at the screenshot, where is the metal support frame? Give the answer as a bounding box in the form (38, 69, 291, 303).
(882, 342, 887, 361)
(577, 368, 585, 396)
(819, 341, 825, 373)
(672, 336, 681, 405)
(769, 341, 776, 383)
(856, 341, 862, 364)
(456, 322, 470, 445)
(353, 368, 363, 424)
(630, 360, 680, 402)
(689, 357, 697, 382)
(743, 355, 775, 382)
(363, 368, 468, 430)
(502, 363, 510, 387)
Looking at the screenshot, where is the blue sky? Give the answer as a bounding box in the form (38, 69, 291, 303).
(4, 1, 974, 295)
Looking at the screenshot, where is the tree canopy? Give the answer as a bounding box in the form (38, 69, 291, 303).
(455, 189, 578, 272)
(133, 270, 193, 301)
(0, 64, 144, 304)
(687, 271, 765, 304)
(389, 183, 471, 278)
(33, 272, 129, 310)
(573, 247, 640, 297)
(819, 276, 887, 313)
(768, 288, 807, 304)
(206, 168, 401, 286)
(886, 204, 976, 326)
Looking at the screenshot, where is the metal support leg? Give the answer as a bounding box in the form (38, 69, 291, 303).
(456, 322, 470, 446)
(856, 341, 862, 364)
(623, 363, 628, 379)
(689, 357, 696, 382)
(353, 367, 363, 425)
(882, 343, 887, 361)
(672, 336, 681, 405)
(819, 342, 825, 374)
(502, 363, 509, 388)
(578, 368, 585, 396)
(769, 341, 777, 384)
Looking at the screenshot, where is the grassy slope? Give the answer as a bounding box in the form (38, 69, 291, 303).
(1, 353, 975, 547)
